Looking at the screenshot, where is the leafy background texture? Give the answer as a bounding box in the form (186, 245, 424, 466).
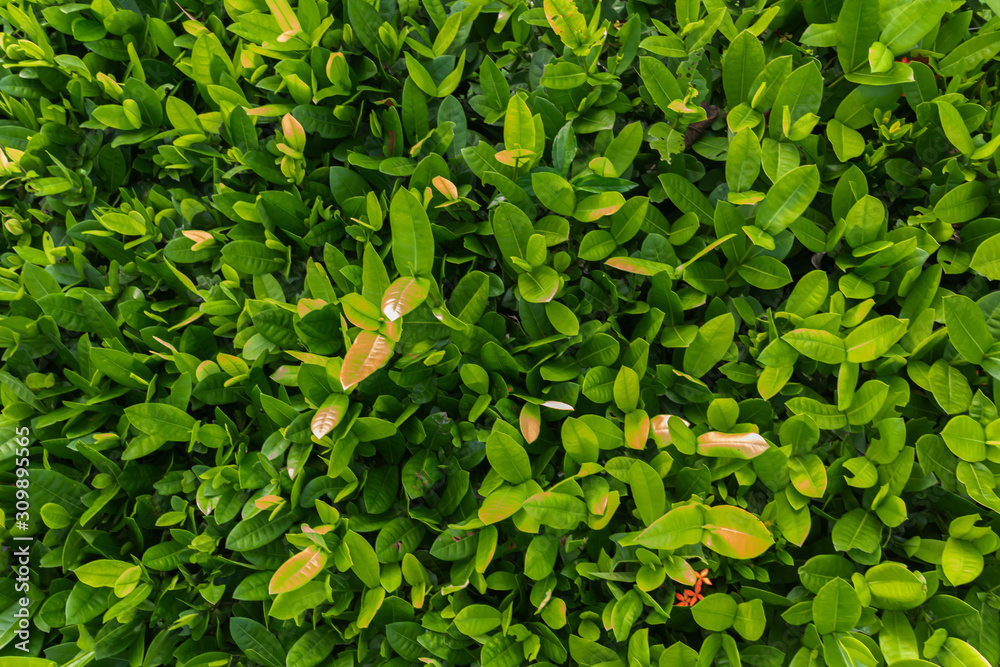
(1, 0, 1000, 665)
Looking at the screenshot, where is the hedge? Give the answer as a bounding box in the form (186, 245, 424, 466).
(2, 0, 1000, 665)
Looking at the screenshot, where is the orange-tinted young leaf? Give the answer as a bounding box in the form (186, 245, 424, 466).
(254, 495, 283, 510)
(296, 298, 327, 317)
(302, 524, 334, 535)
(495, 148, 536, 167)
(381, 318, 403, 343)
(605, 256, 675, 276)
(664, 555, 699, 586)
(695, 431, 769, 459)
(381, 276, 430, 322)
(269, 545, 328, 594)
(281, 112, 305, 149)
(311, 394, 350, 439)
(432, 176, 459, 200)
(701, 505, 775, 559)
(625, 409, 650, 449)
(520, 402, 541, 444)
(182, 230, 213, 244)
(340, 331, 393, 390)
(650, 414, 690, 447)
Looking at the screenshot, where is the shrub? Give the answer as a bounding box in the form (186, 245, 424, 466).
(2, 0, 1000, 665)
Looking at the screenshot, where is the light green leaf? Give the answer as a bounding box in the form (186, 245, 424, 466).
(844, 315, 907, 363)
(390, 188, 435, 277)
(692, 593, 738, 632)
(783, 329, 846, 364)
(522, 491, 588, 529)
(880, 0, 950, 53)
(125, 403, 196, 441)
(836, 0, 882, 73)
(726, 127, 762, 192)
(756, 165, 820, 235)
(486, 430, 532, 484)
(722, 30, 766, 107)
(941, 537, 984, 586)
(812, 578, 861, 634)
(943, 294, 992, 364)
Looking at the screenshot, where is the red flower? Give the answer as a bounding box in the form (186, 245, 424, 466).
(675, 569, 712, 606)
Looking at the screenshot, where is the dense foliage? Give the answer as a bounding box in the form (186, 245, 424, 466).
(3, 0, 1000, 665)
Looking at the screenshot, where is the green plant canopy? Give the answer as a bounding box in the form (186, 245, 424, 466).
(1, 0, 1000, 665)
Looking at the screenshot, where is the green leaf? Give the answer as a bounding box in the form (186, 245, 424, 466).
(125, 403, 196, 441)
(722, 31, 766, 107)
(486, 430, 532, 484)
(733, 599, 767, 641)
(540, 61, 588, 89)
(286, 628, 339, 667)
(938, 102, 975, 157)
(769, 63, 823, 138)
(880, 611, 920, 662)
(454, 604, 502, 636)
(938, 32, 1000, 77)
(504, 94, 535, 150)
(783, 329, 846, 364)
(573, 192, 625, 222)
(390, 188, 435, 277)
(865, 562, 928, 610)
(75, 560, 134, 588)
(844, 315, 907, 363)
(532, 171, 576, 216)
(934, 181, 988, 224)
(942, 415, 986, 462)
(684, 312, 735, 377)
(756, 165, 820, 235)
(881, 0, 950, 53)
(738, 255, 793, 289)
(832, 508, 881, 553)
(634, 503, 705, 549)
(522, 491, 588, 529)
(836, 0, 881, 73)
(726, 127, 762, 192)
(929, 359, 973, 415)
(660, 172, 714, 224)
(971, 233, 1000, 279)
(827, 119, 865, 161)
(640, 57, 682, 114)
(943, 295, 992, 364)
(938, 638, 992, 667)
(629, 459, 665, 527)
(344, 530, 381, 588)
(692, 593, 738, 632)
(941, 537, 984, 586)
(222, 240, 285, 275)
(812, 578, 861, 634)
(518, 266, 560, 303)
(226, 509, 298, 551)
(230, 617, 287, 667)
